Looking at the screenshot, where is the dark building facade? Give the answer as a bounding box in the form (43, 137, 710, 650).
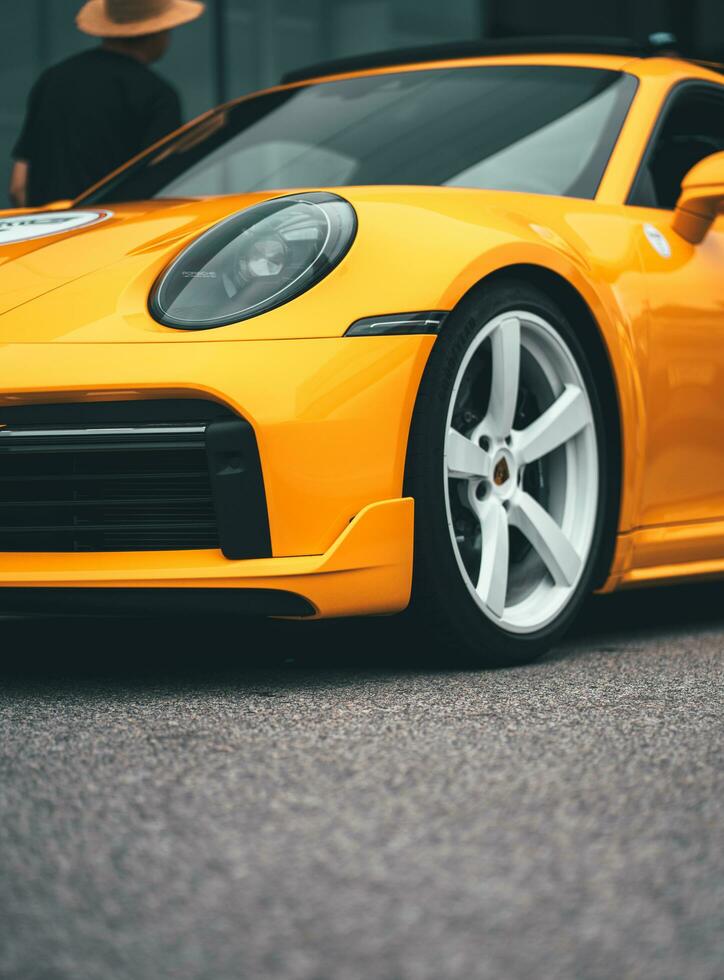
(2, 0, 722, 204)
(489, 0, 723, 59)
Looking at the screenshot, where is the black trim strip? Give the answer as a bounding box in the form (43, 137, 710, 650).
(0, 588, 315, 618)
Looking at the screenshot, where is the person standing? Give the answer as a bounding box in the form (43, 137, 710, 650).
(9, 0, 205, 208)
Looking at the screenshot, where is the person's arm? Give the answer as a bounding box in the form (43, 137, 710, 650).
(10, 76, 42, 208)
(9, 160, 29, 208)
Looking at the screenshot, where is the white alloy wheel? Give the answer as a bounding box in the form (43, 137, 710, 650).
(443, 311, 599, 634)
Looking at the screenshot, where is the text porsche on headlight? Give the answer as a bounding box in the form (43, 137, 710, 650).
(150, 192, 357, 330)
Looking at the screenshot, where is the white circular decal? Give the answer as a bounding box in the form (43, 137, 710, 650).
(0, 209, 112, 246)
(643, 223, 672, 259)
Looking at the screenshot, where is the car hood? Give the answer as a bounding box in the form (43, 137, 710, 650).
(0, 186, 608, 344)
(0, 195, 275, 319)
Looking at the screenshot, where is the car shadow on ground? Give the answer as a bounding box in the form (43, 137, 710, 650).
(1, 579, 723, 688)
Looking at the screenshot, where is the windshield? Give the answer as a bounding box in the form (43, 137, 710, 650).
(80, 65, 637, 205)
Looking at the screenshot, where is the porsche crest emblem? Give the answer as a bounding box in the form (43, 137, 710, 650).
(493, 457, 510, 487)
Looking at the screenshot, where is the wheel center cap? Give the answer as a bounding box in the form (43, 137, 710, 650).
(493, 456, 511, 487)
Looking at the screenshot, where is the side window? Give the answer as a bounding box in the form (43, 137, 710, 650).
(630, 87, 724, 210)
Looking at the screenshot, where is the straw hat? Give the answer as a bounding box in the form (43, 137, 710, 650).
(77, 0, 204, 37)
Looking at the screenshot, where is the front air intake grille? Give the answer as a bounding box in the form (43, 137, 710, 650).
(0, 399, 272, 558)
(0, 424, 219, 552)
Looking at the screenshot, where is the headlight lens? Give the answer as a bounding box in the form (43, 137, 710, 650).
(150, 192, 357, 330)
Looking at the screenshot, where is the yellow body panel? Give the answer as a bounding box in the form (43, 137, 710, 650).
(2, 53, 724, 609)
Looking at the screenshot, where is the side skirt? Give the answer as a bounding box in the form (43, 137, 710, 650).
(600, 518, 724, 590)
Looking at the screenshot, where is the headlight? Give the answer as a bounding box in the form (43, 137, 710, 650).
(150, 192, 357, 330)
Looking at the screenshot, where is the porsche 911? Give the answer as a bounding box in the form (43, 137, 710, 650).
(1, 38, 723, 664)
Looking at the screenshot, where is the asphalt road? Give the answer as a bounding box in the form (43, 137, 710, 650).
(1, 584, 723, 980)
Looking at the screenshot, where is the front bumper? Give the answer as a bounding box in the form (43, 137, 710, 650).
(0, 335, 433, 617)
(0, 498, 414, 618)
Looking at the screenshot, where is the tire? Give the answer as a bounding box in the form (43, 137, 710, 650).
(404, 278, 612, 667)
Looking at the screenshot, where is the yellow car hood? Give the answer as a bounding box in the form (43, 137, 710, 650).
(0, 187, 604, 344)
(0, 196, 272, 320)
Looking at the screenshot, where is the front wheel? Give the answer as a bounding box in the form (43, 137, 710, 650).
(405, 280, 612, 667)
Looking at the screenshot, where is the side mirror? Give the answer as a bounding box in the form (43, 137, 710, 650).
(672, 150, 724, 244)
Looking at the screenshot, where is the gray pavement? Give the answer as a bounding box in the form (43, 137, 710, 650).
(0, 584, 723, 980)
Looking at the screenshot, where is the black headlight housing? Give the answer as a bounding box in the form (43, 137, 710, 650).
(150, 192, 357, 330)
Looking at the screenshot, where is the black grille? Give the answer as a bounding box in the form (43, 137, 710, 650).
(0, 423, 219, 552)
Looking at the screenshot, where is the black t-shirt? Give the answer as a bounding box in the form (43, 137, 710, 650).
(13, 48, 182, 206)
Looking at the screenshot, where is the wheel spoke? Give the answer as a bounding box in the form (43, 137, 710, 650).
(509, 491, 581, 587)
(486, 317, 521, 439)
(446, 428, 492, 480)
(514, 385, 590, 465)
(476, 499, 509, 618)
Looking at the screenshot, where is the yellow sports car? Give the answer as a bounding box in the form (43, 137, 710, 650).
(1, 39, 723, 665)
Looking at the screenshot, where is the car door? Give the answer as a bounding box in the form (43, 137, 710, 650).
(627, 82, 724, 530)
